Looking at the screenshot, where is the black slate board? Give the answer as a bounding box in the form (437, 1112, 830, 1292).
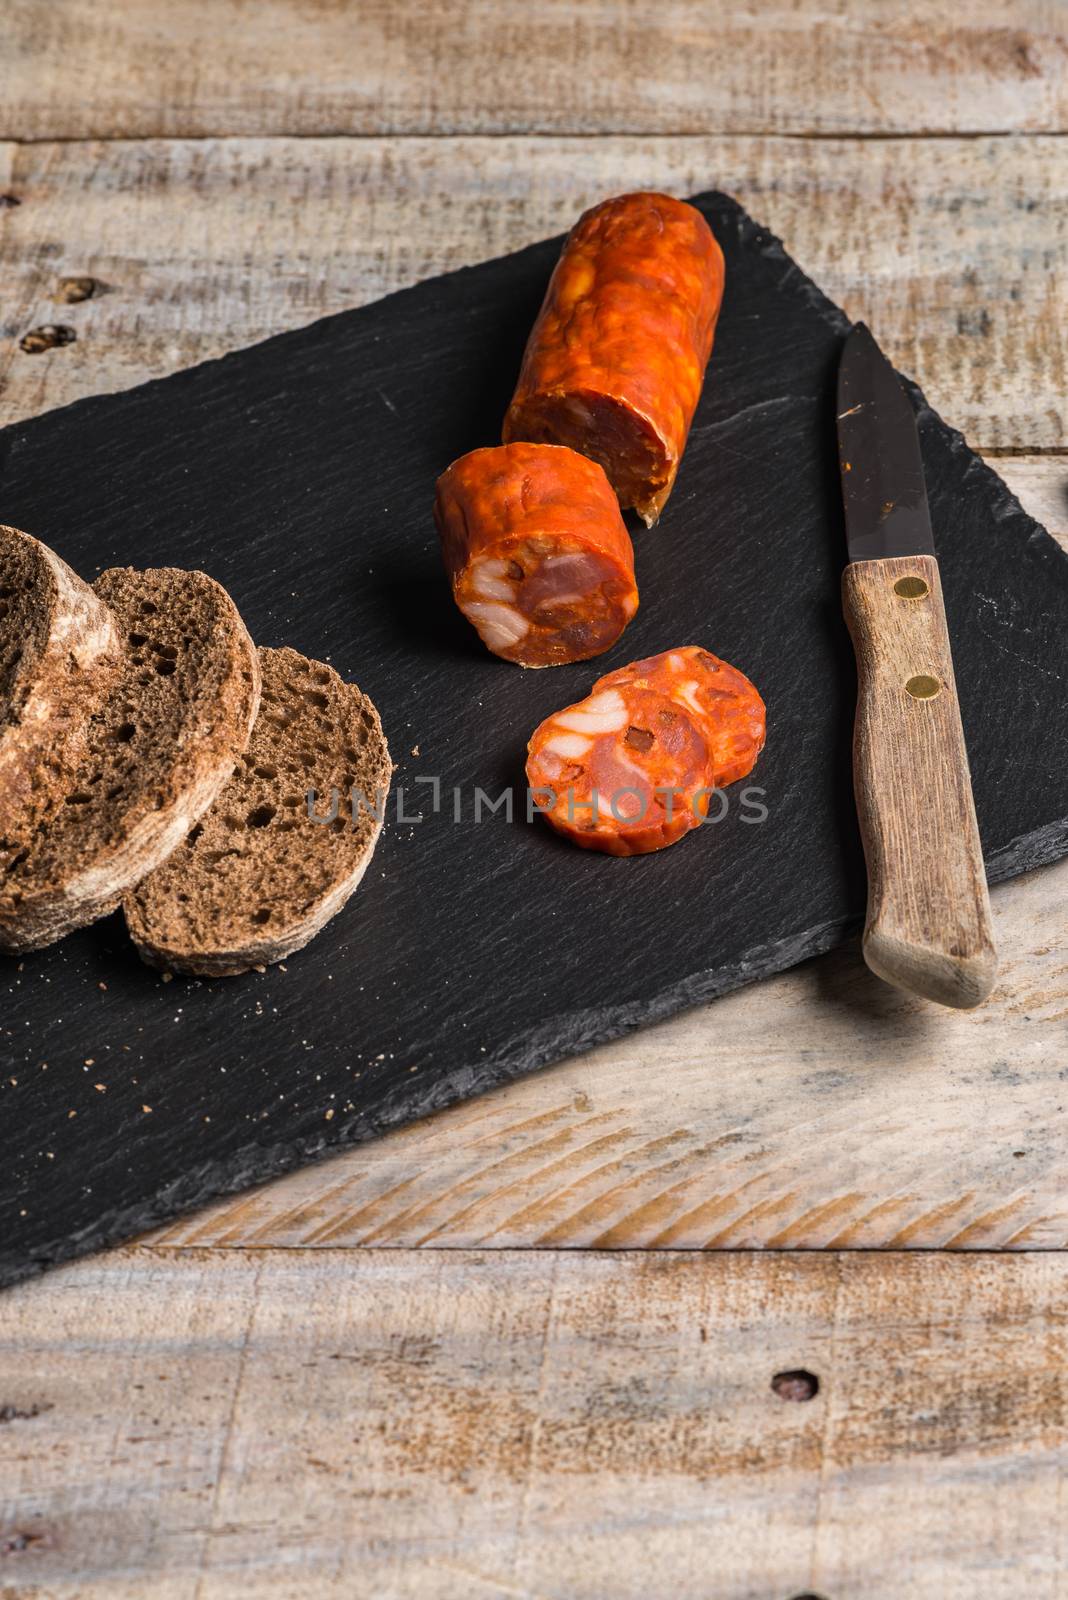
(2, 192, 1067, 1290)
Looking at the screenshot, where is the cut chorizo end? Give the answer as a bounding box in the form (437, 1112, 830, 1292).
(434, 442, 638, 668)
(502, 192, 724, 526)
(594, 646, 766, 788)
(506, 391, 670, 526)
(526, 684, 716, 857)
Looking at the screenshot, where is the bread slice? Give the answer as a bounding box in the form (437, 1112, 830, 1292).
(0, 567, 261, 953)
(0, 525, 121, 867)
(124, 645, 392, 977)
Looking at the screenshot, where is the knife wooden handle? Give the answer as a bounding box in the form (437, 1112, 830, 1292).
(842, 553, 997, 1008)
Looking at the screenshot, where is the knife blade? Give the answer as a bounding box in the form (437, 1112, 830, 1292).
(838, 323, 935, 562)
(837, 324, 997, 1008)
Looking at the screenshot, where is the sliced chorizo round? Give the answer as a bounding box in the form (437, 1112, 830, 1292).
(503, 192, 724, 526)
(594, 646, 765, 788)
(434, 442, 639, 668)
(526, 682, 715, 856)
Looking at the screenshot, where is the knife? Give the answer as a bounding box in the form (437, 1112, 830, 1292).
(837, 323, 997, 1009)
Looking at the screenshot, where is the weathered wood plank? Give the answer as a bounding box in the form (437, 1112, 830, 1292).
(2, 0, 1066, 140)
(150, 849, 1068, 1253)
(1, 1248, 1066, 1598)
(0, 135, 1063, 449)
(995, 456, 1068, 537)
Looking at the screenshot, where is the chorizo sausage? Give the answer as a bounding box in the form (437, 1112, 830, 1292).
(595, 646, 765, 788)
(434, 442, 638, 667)
(526, 682, 715, 856)
(503, 192, 724, 526)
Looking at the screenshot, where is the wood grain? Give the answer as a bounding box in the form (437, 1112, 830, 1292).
(146, 850, 1068, 1254)
(995, 456, 1068, 537)
(1, 1247, 1066, 1598)
(1, 4, 1064, 1591)
(843, 554, 996, 1008)
(0, 134, 1064, 448)
(2, 0, 1066, 141)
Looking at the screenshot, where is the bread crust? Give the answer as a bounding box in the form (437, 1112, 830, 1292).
(0, 567, 261, 953)
(0, 526, 121, 864)
(124, 646, 391, 976)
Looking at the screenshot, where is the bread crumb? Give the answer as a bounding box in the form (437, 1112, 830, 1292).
(94, 1083, 106, 1093)
(142, 1104, 152, 1114)
(254, 964, 266, 974)
(84, 1057, 94, 1066)
(324, 1108, 334, 1120)
(98, 982, 108, 991)
(161, 972, 173, 983)
(411, 744, 420, 756)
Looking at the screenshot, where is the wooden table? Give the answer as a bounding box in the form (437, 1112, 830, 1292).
(2, 4, 1067, 1593)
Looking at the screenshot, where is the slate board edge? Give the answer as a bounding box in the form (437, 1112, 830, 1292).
(2, 190, 1066, 1292)
(0, 910, 853, 1291)
(4, 800, 1068, 1295)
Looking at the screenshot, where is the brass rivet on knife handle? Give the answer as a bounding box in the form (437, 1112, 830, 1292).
(842, 553, 997, 1009)
(894, 574, 930, 599)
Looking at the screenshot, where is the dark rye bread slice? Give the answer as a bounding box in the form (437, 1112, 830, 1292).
(0, 526, 121, 866)
(124, 645, 392, 977)
(0, 567, 261, 953)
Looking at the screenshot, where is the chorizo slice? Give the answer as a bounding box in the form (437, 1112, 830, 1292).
(595, 646, 766, 788)
(503, 192, 724, 526)
(434, 442, 638, 667)
(526, 682, 715, 856)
